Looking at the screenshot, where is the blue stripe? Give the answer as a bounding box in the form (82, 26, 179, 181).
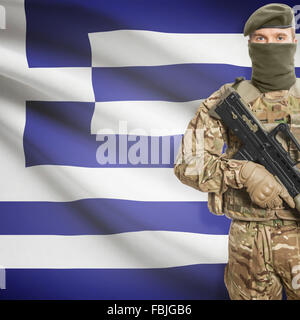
(93, 65, 254, 102)
(0, 265, 229, 299)
(25, 0, 297, 67)
(93, 65, 300, 101)
(24, 101, 184, 167)
(0, 199, 231, 235)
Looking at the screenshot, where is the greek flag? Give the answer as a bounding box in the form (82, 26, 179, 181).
(0, 0, 299, 299)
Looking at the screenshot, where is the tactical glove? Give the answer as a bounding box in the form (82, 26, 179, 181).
(239, 161, 295, 209)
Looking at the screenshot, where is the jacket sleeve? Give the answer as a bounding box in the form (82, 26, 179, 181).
(174, 83, 247, 194)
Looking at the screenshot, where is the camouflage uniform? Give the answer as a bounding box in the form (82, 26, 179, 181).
(225, 219, 300, 300)
(174, 79, 300, 299)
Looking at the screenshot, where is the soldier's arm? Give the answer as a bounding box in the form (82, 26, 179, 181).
(174, 84, 247, 194)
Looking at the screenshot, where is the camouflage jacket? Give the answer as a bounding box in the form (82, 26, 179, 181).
(174, 79, 300, 221)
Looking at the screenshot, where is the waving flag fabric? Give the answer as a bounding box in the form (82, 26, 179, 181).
(0, 0, 299, 299)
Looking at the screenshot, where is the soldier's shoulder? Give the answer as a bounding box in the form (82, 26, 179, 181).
(202, 82, 234, 110)
(209, 81, 235, 97)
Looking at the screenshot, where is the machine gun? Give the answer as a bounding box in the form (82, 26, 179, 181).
(208, 86, 300, 212)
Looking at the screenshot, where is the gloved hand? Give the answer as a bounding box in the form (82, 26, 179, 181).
(239, 161, 295, 209)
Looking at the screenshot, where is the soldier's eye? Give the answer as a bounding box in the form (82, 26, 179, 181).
(277, 36, 285, 40)
(256, 36, 264, 41)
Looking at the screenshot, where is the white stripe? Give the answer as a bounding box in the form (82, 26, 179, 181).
(91, 100, 202, 135)
(89, 30, 300, 67)
(0, 166, 207, 202)
(0, 232, 228, 268)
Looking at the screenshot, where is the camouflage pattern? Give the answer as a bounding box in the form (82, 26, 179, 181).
(225, 219, 300, 300)
(174, 80, 300, 221)
(174, 82, 246, 215)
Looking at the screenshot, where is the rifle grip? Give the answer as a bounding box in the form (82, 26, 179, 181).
(294, 194, 300, 212)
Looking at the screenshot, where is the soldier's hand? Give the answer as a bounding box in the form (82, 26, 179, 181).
(239, 161, 295, 209)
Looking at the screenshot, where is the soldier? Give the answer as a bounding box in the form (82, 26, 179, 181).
(174, 3, 300, 300)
